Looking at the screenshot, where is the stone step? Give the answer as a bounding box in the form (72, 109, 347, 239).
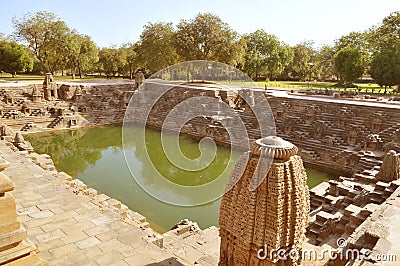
(339, 216, 349, 225)
(316, 211, 335, 222)
(350, 213, 365, 226)
(0, 239, 37, 264)
(0, 227, 26, 250)
(345, 222, 358, 234)
(335, 224, 345, 235)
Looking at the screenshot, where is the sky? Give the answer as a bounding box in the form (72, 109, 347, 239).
(0, 0, 398, 48)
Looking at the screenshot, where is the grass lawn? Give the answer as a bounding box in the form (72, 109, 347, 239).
(254, 81, 397, 94)
(0, 73, 130, 82)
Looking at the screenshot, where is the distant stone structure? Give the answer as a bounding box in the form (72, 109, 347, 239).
(42, 73, 58, 100)
(0, 157, 46, 265)
(135, 71, 145, 89)
(31, 85, 42, 103)
(219, 136, 309, 265)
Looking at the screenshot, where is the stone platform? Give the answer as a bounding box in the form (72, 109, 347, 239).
(0, 140, 187, 265)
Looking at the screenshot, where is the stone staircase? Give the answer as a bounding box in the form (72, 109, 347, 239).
(353, 151, 383, 182)
(47, 116, 64, 128)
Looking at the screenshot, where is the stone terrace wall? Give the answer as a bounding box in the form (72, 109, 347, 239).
(0, 82, 134, 133)
(128, 83, 400, 178)
(268, 95, 400, 176)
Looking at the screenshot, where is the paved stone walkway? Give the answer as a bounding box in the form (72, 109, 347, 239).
(0, 141, 187, 266)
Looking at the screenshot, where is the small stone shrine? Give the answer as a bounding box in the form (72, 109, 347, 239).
(219, 136, 310, 265)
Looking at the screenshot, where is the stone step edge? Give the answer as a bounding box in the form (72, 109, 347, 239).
(56, 171, 165, 248)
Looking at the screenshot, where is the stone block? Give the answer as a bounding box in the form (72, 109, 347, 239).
(84, 188, 97, 197)
(57, 172, 72, 181)
(365, 223, 389, 246)
(0, 227, 26, 250)
(71, 179, 87, 190)
(0, 193, 19, 234)
(316, 211, 334, 222)
(0, 173, 14, 194)
(94, 194, 110, 204)
(75, 236, 101, 249)
(0, 239, 40, 265)
(106, 198, 121, 210)
(0, 158, 10, 172)
(344, 204, 362, 217)
(132, 212, 146, 223)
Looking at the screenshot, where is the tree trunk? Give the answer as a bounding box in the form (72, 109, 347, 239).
(78, 66, 82, 79)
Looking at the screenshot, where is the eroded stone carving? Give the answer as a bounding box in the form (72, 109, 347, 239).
(376, 150, 400, 182)
(219, 136, 309, 265)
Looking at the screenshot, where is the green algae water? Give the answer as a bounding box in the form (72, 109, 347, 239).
(25, 126, 332, 232)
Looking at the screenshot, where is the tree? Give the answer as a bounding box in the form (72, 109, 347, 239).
(175, 13, 245, 66)
(243, 29, 293, 80)
(121, 43, 138, 79)
(287, 41, 316, 81)
(75, 34, 99, 78)
(98, 47, 126, 77)
(315, 45, 335, 80)
(370, 11, 400, 52)
(60, 33, 99, 78)
(138, 22, 179, 74)
(335, 31, 371, 53)
(60, 32, 80, 77)
(370, 49, 400, 91)
(0, 40, 33, 77)
(334, 47, 364, 85)
(335, 31, 371, 73)
(13, 11, 71, 72)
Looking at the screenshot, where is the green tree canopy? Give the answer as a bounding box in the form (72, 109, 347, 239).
(98, 47, 127, 77)
(75, 34, 99, 77)
(335, 31, 371, 53)
(138, 22, 179, 74)
(370, 11, 400, 52)
(175, 13, 245, 66)
(243, 29, 293, 80)
(335, 31, 371, 73)
(370, 48, 400, 89)
(0, 40, 33, 77)
(13, 11, 71, 73)
(334, 47, 364, 85)
(120, 42, 139, 79)
(287, 41, 316, 81)
(315, 45, 335, 80)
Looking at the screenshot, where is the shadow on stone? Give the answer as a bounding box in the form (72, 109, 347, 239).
(146, 257, 185, 266)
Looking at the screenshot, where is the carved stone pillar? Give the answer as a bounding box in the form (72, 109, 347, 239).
(219, 136, 310, 265)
